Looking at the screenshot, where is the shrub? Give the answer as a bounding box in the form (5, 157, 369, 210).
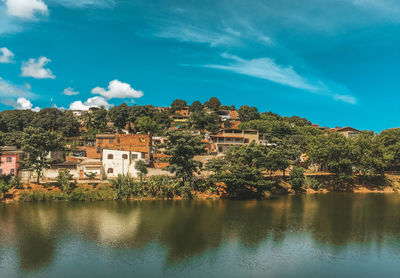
(69, 186, 116, 201)
(289, 167, 306, 191)
(19, 190, 68, 202)
(304, 177, 321, 190)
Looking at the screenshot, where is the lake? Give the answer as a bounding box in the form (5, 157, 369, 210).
(1, 194, 400, 278)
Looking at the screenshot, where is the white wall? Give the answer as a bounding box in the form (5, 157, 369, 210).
(102, 149, 143, 178)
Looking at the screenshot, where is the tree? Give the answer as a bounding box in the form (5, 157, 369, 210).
(380, 128, 400, 170)
(206, 143, 278, 199)
(289, 167, 305, 191)
(0, 180, 12, 200)
(238, 105, 260, 122)
(189, 101, 203, 113)
(189, 111, 221, 133)
(109, 103, 129, 131)
(307, 133, 354, 182)
(0, 110, 36, 132)
(135, 160, 148, 185)
(110, 174, 136, 200)
(170, 99, 187, 113)
(164, 131, 206, 184)
(135, 116, 158, 134)
(204, 97, 221, 111)
(57, 170, 74, 193)
(19, 127, 64, 184)
(351, 133, 385, 177)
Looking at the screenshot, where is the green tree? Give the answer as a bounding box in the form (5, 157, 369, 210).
(110, 174, 136, 200)
(203, 97, 221, 111)
(135, 160, 148, 185)
(351, 133, 385, 177)
(380, 128, 400, 170)
(189, 101, 203, 113)
(206, 143, 278, 199)
(109, 103, 129, 132)
(164, 131, 206, 185)
(307, 133, 354, 182)
(0, 180, 12, 200)
(170, 99, 187, 113)
(57, 170, 74, 193)
(289, 167, 305, 191)
(238, 105, 260, 122)
(135, 116, 158, 134)
(19, 127, 64, 184)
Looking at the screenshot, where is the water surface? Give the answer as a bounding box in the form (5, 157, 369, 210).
(1, 194, 400, 278)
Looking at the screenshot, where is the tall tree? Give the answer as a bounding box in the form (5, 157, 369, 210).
(189, 101, 203, 113)
(19, 127, 64, 184)
(238, 105, 260, 122)
(109, 103, 129, 132)
(170, 99, 187, 113)
(204, 97, 221, 111)
(307, 133, 354, 182)
(164, 131, 206, 184)
(351, 133, 385, 177)
(135, 116, 158, 134)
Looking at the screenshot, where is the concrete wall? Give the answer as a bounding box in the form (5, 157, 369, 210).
(102, 149, 144, 178)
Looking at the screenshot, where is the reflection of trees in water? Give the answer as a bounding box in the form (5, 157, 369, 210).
(2, 195, 400, 271)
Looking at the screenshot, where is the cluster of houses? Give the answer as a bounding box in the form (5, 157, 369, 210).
(0, 106, 362, 183)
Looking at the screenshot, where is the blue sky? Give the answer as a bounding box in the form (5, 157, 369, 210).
(1, 0, 400, 131)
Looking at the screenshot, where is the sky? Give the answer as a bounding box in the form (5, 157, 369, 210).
(1, 0, 400, 131)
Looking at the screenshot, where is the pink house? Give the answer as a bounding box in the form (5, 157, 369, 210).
(0, 146, 24, 176)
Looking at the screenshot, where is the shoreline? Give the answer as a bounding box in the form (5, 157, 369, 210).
(2, 182, 399, 203)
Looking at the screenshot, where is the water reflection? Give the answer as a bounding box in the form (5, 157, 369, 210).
(2, 194, 400, 273)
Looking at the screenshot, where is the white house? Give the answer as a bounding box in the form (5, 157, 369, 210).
(102, 149, 145, 178)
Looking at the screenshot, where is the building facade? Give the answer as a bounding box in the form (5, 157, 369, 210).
(86, 134, 152, 159)
(209, 128, 259, 153)
(102, 149, 145, 178)
(0, 146, 24, 176)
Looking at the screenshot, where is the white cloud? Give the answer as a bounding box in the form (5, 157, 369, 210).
(0, 47, 14, 63)
(69, 96, 112, 110)
(3, 97, 41, 111)
(91, 79, 143, 99)
(62, 87, 80, 96)
(204, 54, 357, 104)
(6, 0, 49, 19)
(0, 77, 35, 98)
(21, 56, 55, 79)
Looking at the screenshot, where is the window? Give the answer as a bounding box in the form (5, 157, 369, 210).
(10, 169, 15, 175)
(109, 139, 114, 143)
(117, 138, 121, 143)
(132, 154, 138, 159)
(6, 157, 11, 163)
(122, 154, 128, 159)
(99, 139, 103, 144)
(107, 154, 114, 159)
(107, 168, 114, 174)
(141, 152, 146, 159)
(0, 169, 2, 175)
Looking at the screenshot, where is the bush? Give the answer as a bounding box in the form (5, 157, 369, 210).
(19, 190, 68, 202)
(304, 177, 321, 190)
(69, 186, 116, 201)
(289, 167, 305, 191)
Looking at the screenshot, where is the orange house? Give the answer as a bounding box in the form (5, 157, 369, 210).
(86, 134, 152, 159)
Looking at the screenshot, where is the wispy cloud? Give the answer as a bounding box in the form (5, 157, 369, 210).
(204, 54, 356, 104)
